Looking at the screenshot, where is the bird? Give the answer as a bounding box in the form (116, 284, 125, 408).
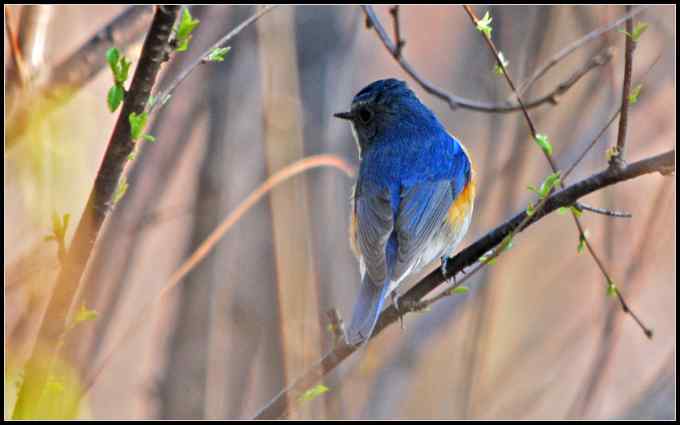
(334, 78, 475, 346)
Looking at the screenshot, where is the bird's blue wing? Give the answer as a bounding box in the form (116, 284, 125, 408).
(353, 180, 394, 285)
(394, 152, 471, 281)
(394, 180, 454, 280)
(347, 179, 395, 346)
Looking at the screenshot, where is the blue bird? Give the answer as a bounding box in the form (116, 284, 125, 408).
(334, 79, 475, 346)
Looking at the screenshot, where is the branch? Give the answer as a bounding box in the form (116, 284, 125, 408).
(610, 5, 637, 168)
(574, 202, 632, 218)
(149, 5, 278, 115)
(389, 5, 404, 57)
(11, 5, 180, 419)
(6, 5, 155, 148)
(462, 5, 651, 337)
(361, 5, 609, 113)
(516, 5, 649, 96)
(253, 149, 675, 420)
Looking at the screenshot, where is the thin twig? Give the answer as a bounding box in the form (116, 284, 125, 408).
(516, 5, 649, 96)
(563, 110, 620, 179)
(611, 5, 636, 168)
(253, 149, 675, 420)
(574, 202, 632, 218)
(572, 182, 671, 417)
(562, 51, 663, 181)
(361, 5, 608, 113)
(149, 4, 278, 114)
(389, 5, 404, 57)
(462, 5, 652, 338)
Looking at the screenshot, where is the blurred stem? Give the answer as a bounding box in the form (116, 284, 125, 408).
(11, 6, 180, 419)
(6, 6, 154, 148)
(257, 6, 325, 418)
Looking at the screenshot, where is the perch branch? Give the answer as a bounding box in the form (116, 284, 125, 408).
(462, 4, 652, 337)
(254, 149, 674, 419)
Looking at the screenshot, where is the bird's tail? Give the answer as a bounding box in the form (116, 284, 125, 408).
(346, 275, 391, 346)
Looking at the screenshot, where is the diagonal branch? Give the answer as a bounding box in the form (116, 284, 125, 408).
(362, 5, 614, 113)
(462, 4, 651, 338)
(148, 5, 279, 115)
(253, 149, 675, 419)
(516, 5, 649, 96)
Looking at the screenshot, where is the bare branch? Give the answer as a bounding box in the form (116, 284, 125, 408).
(462, 4, 651, 338)
(389, 5, 405, 57)
(574, 202, 632, 218)
(361, 5, 609, 113)
(149, 5, 279, 115)
(610, 5, 637, 168)
(516, 5, 649, 96)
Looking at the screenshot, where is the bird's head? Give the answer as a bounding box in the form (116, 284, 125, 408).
(334, 79, 438, 156)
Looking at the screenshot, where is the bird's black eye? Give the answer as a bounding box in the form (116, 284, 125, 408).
(357, 107, 373, 124)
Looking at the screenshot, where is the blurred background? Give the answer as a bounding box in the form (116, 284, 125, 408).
(4, 4, 676, 420)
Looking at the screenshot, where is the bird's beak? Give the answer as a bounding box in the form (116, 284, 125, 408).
(333, 111, 354, 121)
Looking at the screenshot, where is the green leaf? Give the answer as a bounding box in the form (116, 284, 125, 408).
(113, 175, 128, 204)
(127, 152, 136, 161)
(176, 38, 191, 52)
(631, 22, 648, 42)
(526, 202, 535, 217)
(557, 206, 569, 215)
(206, 46, 231, 62)
(538, 171, 561, 198)
(107, 84, 125, 112)
(534, 133, 553, 157)
(628, 83, 643, 105)
(620, 22, 648, 42)
(74, 304, 98, 325)
(606, 279, 617, 297)
(606, 146, 620, 162)
(476, 11, 493, 38)
(116, 56, 131, 84)
(479, 254, 497, 265)
(451, 286, 469, 295)
(494, 51, 509, 76)
(106, 47, 120, 70)
(570, 205, 583, 218)
(128, 111, 149, 141)
(176, 8, 200, 52)
(577, 230, 589, 254)
(298, 384, 330, 402)
(143, 134, 156, 143)
(501, 234, 513, 251)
